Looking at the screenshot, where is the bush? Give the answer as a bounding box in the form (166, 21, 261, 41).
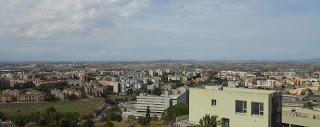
(104, 121, 114, 127)
(104, 106, 122, 122)
(162, 104, 189, 121)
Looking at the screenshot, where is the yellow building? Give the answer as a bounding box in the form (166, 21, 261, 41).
(189, 86, 282, 127)
(289, 88, 309, 95)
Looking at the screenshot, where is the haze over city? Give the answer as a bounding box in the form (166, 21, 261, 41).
(1, 0, 320, 61)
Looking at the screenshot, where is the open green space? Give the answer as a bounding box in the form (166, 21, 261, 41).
(0, 99, 104, 115)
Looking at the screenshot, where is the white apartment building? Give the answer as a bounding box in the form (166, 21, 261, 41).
(256, 80, 281, 88)
(123, 86, 188, 118)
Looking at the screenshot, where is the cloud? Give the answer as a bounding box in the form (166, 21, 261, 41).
(0, 46, 61, 53)
(168, 0, 261, 19)
(0, 0, 150, 39)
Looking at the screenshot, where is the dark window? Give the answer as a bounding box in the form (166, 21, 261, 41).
(211, 99, 216, 106)
(235, 100, 247, 113)
(252, 102, 264, 115)
(222, 118, 230, 127)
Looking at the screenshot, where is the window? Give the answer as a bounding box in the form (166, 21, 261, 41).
(235, 100, 247, 113)
(252, 102, 264, 116)
(211, 99, 217, 106)
(221, 118, 230, 127)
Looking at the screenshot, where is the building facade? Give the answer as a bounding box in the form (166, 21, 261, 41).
(17, 91, 45, 102)
(282, 107, 320, 127)
(123, 86, 188, 118)
(189, 86, 282, 127)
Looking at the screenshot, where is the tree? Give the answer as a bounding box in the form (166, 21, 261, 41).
(104, 95, 117, 106)
(61, 112, 80, 127)
(145, 106, 151, 122)
(137, 117, 148, 125)
(39, 107, 62, 127)
(69, 93, 79, 101)
(104, 106, 122, 122)
(45, 94, 58, 101)
(127, 115, 136, 127)
(138, 107, 151, 125)
(11, 113, 27, 127)
(25, 111, 40, 123)
(105, 86, 114, 94)
(104, 121, 114, 127)
(81, 114, 94, 120)
(0, 111, 7, 120)
(7, 107, 81, 127)
(0, 78, 10, 90)
(82, 119, 94, 127)
(199, 114, 221, 127)
(161, 74, 169, 83)
(152, 87, 162, 96)
(303, 101, 314, 109)
(162, 104, 189, 121)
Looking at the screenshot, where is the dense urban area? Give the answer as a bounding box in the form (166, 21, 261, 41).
(0, 60, 320, 127)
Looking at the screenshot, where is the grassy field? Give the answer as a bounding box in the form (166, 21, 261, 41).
(0, 99, 104, 115)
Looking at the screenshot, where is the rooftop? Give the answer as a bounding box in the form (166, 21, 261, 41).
(197, 85, 278, 95)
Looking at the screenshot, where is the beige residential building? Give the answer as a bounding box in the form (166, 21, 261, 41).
(282, 107, 320, 127)
(189, 86, 282, 127)
(17, 91, 45, 102)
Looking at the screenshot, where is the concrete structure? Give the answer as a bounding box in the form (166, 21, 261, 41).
(189, 86, 282, 127)
(256, 80, 281, 88)
(2, 89, 19, 96)
(0, 119, 16, 127)
(1, 89, 19, 102)
(79, 73, 87, 83)
(110, 82, 120, 93)
(17, 91, 45, 102)
(282, 107, 320, 127)
(63, 88, 81, 99)
(170, 86, 188, 105)
(227, 81, 241, 88)
(50, 89, 65, 100)
(123, 86, 188, 118)
(134, 93, 171, 117)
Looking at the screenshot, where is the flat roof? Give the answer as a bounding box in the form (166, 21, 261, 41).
(195, 86, 278, 95)
(283, 107, 320, 115)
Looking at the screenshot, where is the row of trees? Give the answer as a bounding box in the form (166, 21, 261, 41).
(162, 104, 189, 121)
(0, 78, 10, 90)
(7, 107, 80, 127)
(0, 107, 102, 127)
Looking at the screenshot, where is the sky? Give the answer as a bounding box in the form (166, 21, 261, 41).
(0, 0, 319, 61)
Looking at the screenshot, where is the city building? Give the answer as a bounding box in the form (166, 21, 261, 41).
(50, 89, 65, 100)
(189, 86, 282, 127)
(17, 91, 45, 102)
(0, 119, 16, 127)
(63, 88, 81, 99)
(282, 107, 320, 127)
(110, 82, 120, 93)
(123, 86, 188, 118)
(79, 73, 88, 83)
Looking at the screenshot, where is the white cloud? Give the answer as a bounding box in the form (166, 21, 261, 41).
(0, 0, 150, 39)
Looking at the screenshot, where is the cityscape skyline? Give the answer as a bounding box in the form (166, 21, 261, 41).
(1, 0, 320, 61)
